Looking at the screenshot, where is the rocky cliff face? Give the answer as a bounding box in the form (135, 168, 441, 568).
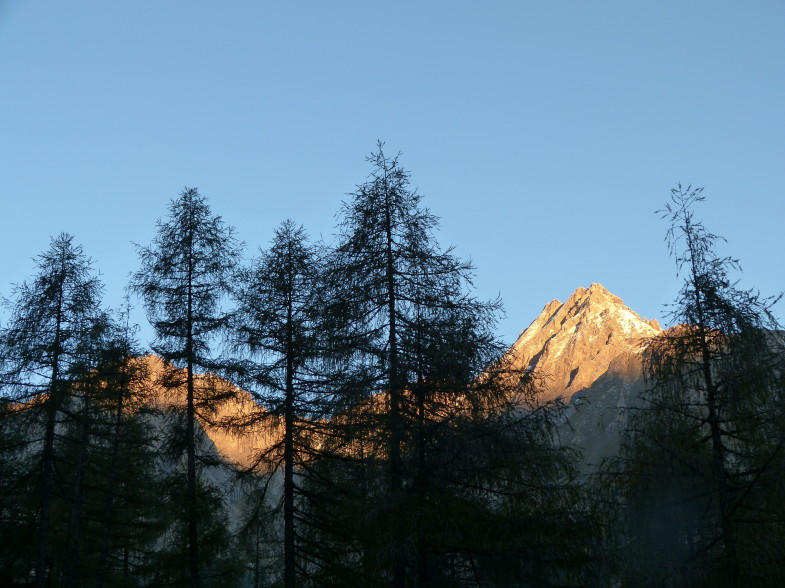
(507, 283, 661, 471)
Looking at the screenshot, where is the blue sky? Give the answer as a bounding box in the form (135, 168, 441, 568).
(1, 1, 783, 346)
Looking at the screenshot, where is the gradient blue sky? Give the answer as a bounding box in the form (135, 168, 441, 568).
(1, 1, 783, 346)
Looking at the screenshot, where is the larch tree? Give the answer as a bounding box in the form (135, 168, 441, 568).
(131, 187, 242, 587)
(0, 233, 106, 587)
(328, 143, 450, 585)
(229, 219, 327, 587)
(309, 143, 590, 586)
(605, 186, 785, 586)
(90, 304, 166, 587)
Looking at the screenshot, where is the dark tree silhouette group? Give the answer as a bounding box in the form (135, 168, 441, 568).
(1, 148, 783, 587)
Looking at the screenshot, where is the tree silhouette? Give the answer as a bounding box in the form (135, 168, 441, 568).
(307, 143, 592, 585)
(229, 219, 331, 587)
(0, 233, 106, 587)
(132, 187, 242, 587)
(604, 186, 785, 586)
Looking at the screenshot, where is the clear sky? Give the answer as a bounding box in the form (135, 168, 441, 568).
(1, 1, 783, 347)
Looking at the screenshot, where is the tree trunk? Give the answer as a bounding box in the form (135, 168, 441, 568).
(62, 395, 92, 587)
(415, 377, 429, 587)
(186, 225, 200, 588)
(384, 187, 405, 588)
(97, 363, 129, 587)
(35, 275, 65, 588)
(284, 278, 296, 588)
(687, 222, 738, 586)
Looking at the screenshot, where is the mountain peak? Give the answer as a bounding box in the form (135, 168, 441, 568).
(509, 284, 661, 401)
(561, 282, 623, 318)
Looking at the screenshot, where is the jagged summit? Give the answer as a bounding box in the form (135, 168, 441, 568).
(509, 283, 661, 401)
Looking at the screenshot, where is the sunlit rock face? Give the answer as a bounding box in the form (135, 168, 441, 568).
(508, 283, 662, 471)
(510, 283, 660, 402)
(134, 355, 277, 470)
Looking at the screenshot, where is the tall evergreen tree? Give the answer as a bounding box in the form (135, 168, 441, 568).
(229, 219, 327, 587)
(330, 143, 463, 585)
(0, 233, 106, 587)
(48, 327, 167, 587)
(309, 143, 593, 586)
(90, 306, 168, 587)
(603, 186, 785, 586)
(131, 187, 242, 587)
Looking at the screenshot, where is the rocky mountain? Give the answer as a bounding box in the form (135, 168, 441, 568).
(507, 283, 662, 471)
(136, 283, 662, 475)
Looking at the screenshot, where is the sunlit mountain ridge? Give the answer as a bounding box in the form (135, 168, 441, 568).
(132, 283, 660, 473)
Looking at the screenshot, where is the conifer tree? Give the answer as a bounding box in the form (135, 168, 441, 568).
(229, 219, 327, 587)
(604, 186, 785, 586)
(90, 306, 167, 587)
(329, 143, 461, 584)
(0, 233, 106, 587)
(132, 187, 242, 587)
(309, 143, 593, 586)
